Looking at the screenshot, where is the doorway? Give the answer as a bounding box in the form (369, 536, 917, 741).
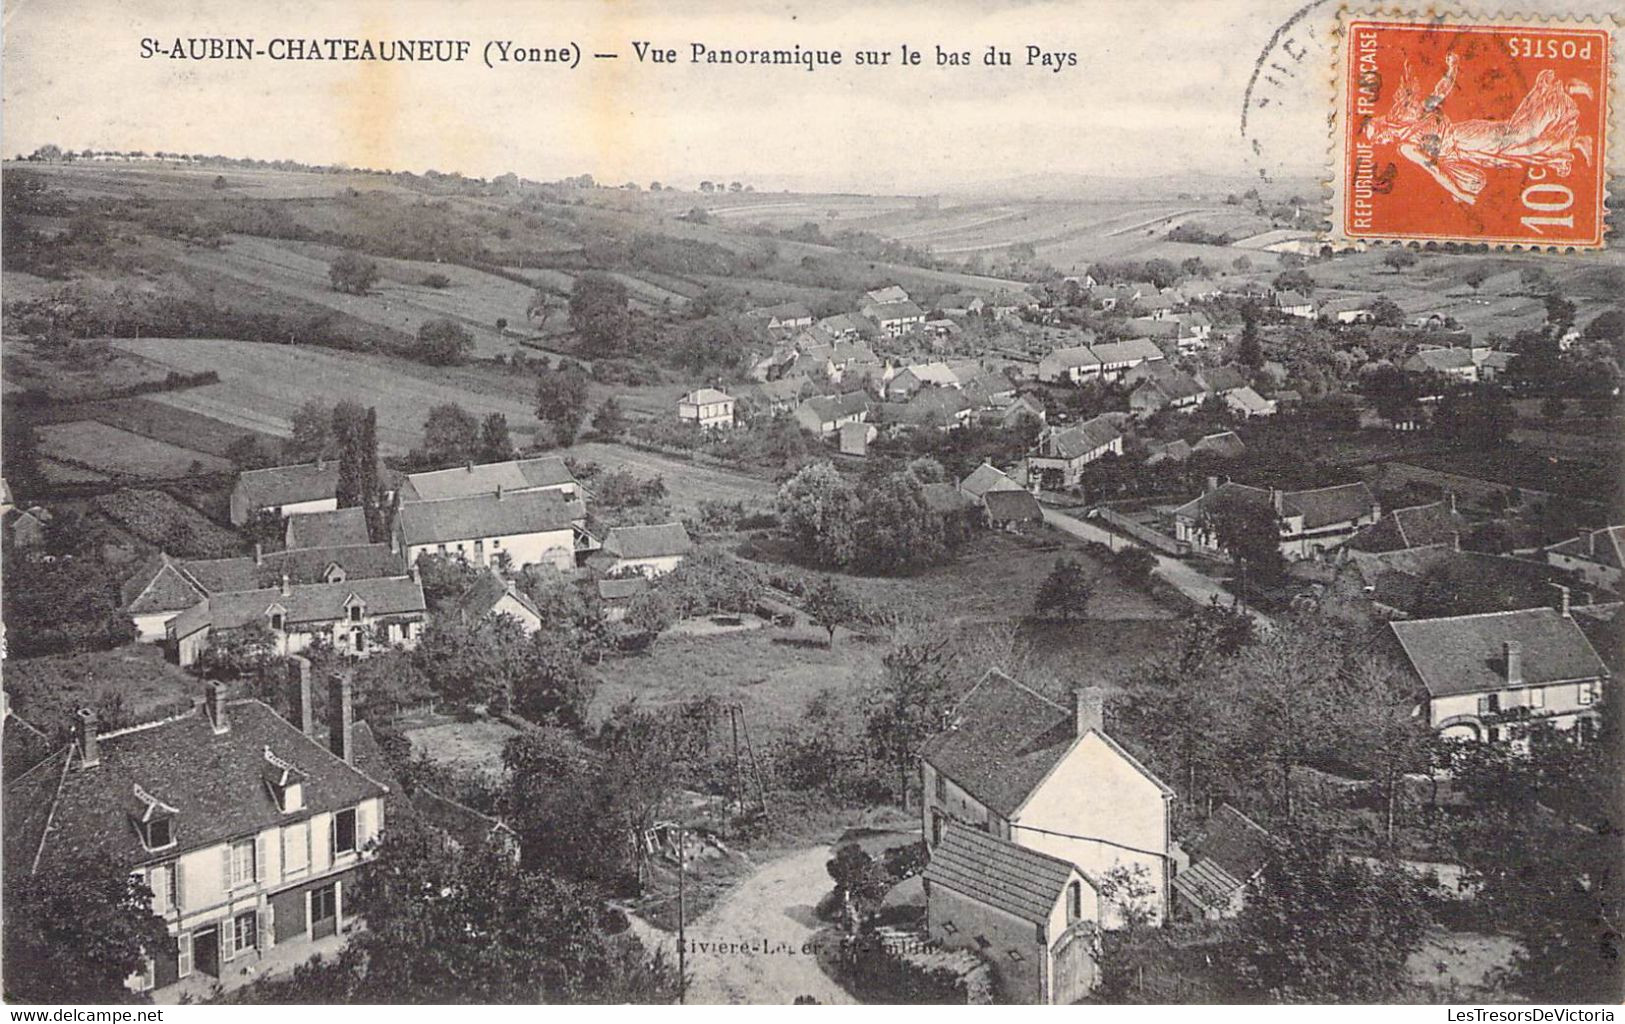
(191, 927, 220, 978)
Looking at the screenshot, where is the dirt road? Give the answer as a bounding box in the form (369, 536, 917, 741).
(629, 844, 854, 1005)
(1040, 505, 1273, 626)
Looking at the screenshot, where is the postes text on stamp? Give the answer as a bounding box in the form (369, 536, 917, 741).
(1333, 13, 1611, 248)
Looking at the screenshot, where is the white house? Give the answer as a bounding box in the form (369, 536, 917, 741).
(5, 677, 387, 997)
(230, 461, 341, 526)
(393, 488, 587, 572)
(1173, 480, 1379, 560)
(677, 388, 736, 430)
(588, 522, 693, 578)
(1389, 605, 1609, 745)
(921, 671, 1176, 931)
(167, 575, 426, 667)
(449, 566, 544, 634)
(1544, 526, 1624, 593)
(1037, 345, 1103, 384)
(1026, 416, 1123, 490)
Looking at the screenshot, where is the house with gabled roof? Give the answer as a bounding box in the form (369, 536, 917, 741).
(864, 300, 926, 338)
(1191, 431, 1245, 459)
(924, 823, 1100, 1004)
(588, 522, 693, 578)
(795, 391, 870, 435)
(1037, 345, 1103, 384)
(1171, 804, 1272, 921)
(959, 462, 1025, 504)
(1388, 606, 1609, 744)
(921, 671, 1176, 932)
(230, 460, 341, 527)
(1173, 480, 1379, 560)
(1026, 416, 1123, 490)
(449, 565, 543, 634)
(393, 487, 587, 572)
(678, 387, 736, 430)
(1223, 385, 1277, 419)
(411, 788, 520, 863)
(745, 301, 814, 331)
(1545, 525, 1625, 594)
(1090, 338, 1166, 382)
(168, 575, 427, 667)
(285, 507, 370, 550)
(3, 675, 387, 997)
(1126, 363, 1204, 417)
(122, 545, 409, 643)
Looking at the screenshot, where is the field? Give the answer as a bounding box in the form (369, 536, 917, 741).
(37, 420, 232, 478)
(4, 644, 206, 742)
(402, 716, 523, 777)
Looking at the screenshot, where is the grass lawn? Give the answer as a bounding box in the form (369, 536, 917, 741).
(38, 420, 232, 478)
(4, 644, 206, 742)
(401, 716, 522, 777)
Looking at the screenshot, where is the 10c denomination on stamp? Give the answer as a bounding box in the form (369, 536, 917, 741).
(1331, 11, 1612, 248)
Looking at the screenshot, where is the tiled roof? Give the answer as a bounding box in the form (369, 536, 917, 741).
(681, 388, 733, 405)
(4, 748, 70, 879)
(921, 670, 1077, 816)
(1225, 386, 1275, 415)
(1196, 366, 1248, 394)
(1191, 431, 1245, 458)
(1040, 417, 1120, 461)
(749, 301, 813, 320)
(123, 555, 206, 614)
(1194, 804, 1271, 884)
(602, 522, 693, 560)
(1041, 345, 1101, 370)
(411, 787, 516, 852)
(1090, 338, 1164, 365)
(959, 463, 1019, 501)
(399, 457, 578, 504)
(983, 489, 1043, 523)
(924, 823, 1080, 926)
(396, 488, 585, 546)
(1390, 608, 1608, 698)
(597, 577, 649, 601)
(1548, 526, 1625, 571)
(1288, 482, 1376, 529)
(867, 300, 925, 322)
(800, 392, 869, 423)
(1348, 500, 1463, 553)
(1406, 348, 1475, 372)
(173, 577, 426, 638)
(23, 700, 387, 873)
(866, 285, 910, 305)
(285, 507, 370, 550)
(233, 462, 342, 511)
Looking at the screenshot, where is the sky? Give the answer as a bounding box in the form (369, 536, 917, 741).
(1, 0, 1611, 195)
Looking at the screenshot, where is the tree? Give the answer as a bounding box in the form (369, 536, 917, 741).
(1033, 556, 1094, 621)
(591, 397, 626, 438)
(1462, 264, 1496, 291)
(805, 575, 860, 646)
(1381, 248, 1418, 271)
(2, 854, 171, 1003)
(568, 273, 632, 356)
(777, 462, 861, 569)
(1581, 308, 1625, 347)
(855, 472, 945, 574)
(331, 400, 369, 510)
(1218, 833, 1429, 1001)
(1237, 302, 1264, 370)
(415, 317, 474, 366)
(1519, 265, 1556, 294)
(535, 363, 591, 447)
(288, 397, 332, 459)
(422, 403, 480, 466)
(1435, 385, 1513, 446)
(328, 251, 380, 295)
(825, 844, 891, 932)
(478, 413, 515, 463)
(1506, 328, 1561, 391)
(1369, 296, 1405, 327)
(1200, 489, 1284, 583)
(865, 617, 952, 807)
(1543, 291, 1576, 333)
(1272, 269, 1314, 295)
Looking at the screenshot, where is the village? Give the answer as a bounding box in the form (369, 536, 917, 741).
(0, 138, 1621, 1008)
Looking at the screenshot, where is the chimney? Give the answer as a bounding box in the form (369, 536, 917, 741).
(409, 558, 421, 585)
(1504, 640, 1524, 687)
(1271, 488, 1285, 514)
(1073, 687, 1105, 738)
(316, 456, 325, 472)
(466, 460, 474, 472)
(206, 681, 230, 734)
(254, 541, 263, 566)
(75, 708, 100, 768)
(328, 672, 354, 764)
(289, 656, 315, 736)
(280, 573, 291, 598)
(1552, 583, 1572, 619)
(496, 482, 504, 501)
(1205, 475, 1219, 494)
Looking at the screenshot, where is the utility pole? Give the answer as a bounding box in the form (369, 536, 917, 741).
(676, 825, 687, 1005)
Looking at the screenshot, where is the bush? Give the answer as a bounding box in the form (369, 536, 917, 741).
(329, 251, 380, 295)
(420, 272, 452, 289)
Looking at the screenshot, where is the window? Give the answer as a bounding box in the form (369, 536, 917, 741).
(233, 911, 258, 953)
(136, 956, 156, 992)
(1478, 693, 1501, 715)
(334, 808, 358, 855)
(269, 612, 284, 631)
(149, 863, 178, 913)
(931, 811, 944, 846)
(1007, 949, 1025, 963)
(492, 538, 502, 548)
(349, 605, 363, 623)
(144, 816, 175, 851)
(1579, 681, 1600, 705)
(311, 883, 338, 922)
(933, 772, 946, 802)
(1067, 880, 1083, 922)
(283, 821, 310, 874)
(1528, 686, 1546, 709)
(437, 544, 447, 555)
(230, 838, 256, 887)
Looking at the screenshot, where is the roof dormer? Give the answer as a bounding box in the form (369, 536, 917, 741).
(262, 746, 308, 813)
(266, 602, 288, 632)
(131, 784, 179, 852)
(323, 562, 347, 584)
(343, 593, 366, 623)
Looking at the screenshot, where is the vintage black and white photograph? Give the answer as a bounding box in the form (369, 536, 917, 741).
(0, 0, 1621, 1009)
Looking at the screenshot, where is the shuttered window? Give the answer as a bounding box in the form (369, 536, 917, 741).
(283, 821, 310, 875)
(230, 839, 256, 887)
(177, 933, 192, 978)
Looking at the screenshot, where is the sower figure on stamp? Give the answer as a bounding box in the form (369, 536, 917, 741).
(1366, 52, 1595, 205)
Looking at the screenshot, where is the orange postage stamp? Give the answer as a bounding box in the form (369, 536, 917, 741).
(1332, 13, 1612, 249)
